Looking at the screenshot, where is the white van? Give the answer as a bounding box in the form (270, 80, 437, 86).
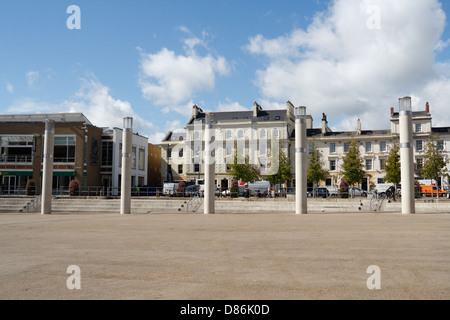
(246, 181, 270, 196)
(375, 183, 394, 195)
(163, 182, 178, 196)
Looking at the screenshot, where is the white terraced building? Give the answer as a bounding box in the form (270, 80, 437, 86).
(161, 101, 450, 193)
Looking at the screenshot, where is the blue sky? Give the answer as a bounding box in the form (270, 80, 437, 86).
(1, 0, 450, 143)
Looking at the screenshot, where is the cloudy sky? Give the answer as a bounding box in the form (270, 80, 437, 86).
(1, 0, 450, 143)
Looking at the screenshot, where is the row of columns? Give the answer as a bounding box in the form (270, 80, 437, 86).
(41, 98, 415, 215)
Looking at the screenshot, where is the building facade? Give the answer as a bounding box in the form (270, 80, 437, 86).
(0, 113, 102, 195)
(0, 113, 149, 196)
(101, 127, 148, 194)
(161, 101, 450, 192)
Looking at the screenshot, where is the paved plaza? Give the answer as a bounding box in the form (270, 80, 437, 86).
(0, 211, 449, 300)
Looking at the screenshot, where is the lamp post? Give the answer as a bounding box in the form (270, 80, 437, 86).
(399, 97, 415, 214)
(204, 113, 215, 214)
(295, 106, 307, 214)
(120, 117, 133, 215)
(41, 120, 55, 214)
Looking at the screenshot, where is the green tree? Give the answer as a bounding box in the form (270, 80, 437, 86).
(266, 149, 292, 187)
(341, 140, 365, 197)
(307, 141, 329, 197)
(227, 149, 260, 183)
(384, 141, 401, 187)
(421, 133, 448, 198)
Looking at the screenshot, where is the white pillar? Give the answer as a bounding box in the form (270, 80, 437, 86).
(41, 120, 55, 215)
(399, 97, 415, 214)
(120, 117, 133, 215)
(204, 113, 215, 214)
(295, 106, 307, 214)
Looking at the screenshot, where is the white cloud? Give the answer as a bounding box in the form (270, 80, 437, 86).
(7, 77, 157, 139)
(6, 82, 13, 93)
(138, 29, 230, 108)
(26, 71, 39, 87)
(216, 101, 248, 112)
(246, 0, 450, 130)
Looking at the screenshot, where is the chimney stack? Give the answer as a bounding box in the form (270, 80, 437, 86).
(357, 119, 361, 135)
(390, 107, 394, 116)
(321, 113, 327, 135)
(425, 102, 430, 113)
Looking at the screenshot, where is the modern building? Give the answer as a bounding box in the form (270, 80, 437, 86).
(0, 113, 148, 196)
(101, 127, 148, 195)
(160, 101, 450, 192)
(0, 113, 102, 195)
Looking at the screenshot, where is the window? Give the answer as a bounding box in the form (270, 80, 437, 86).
(416, 140, 423, 151)
(101, 140, 113, 166)
(308, 143, 313, 155)
(260, 143, 267, 156)
(178, 164, 183, 174)
(365, 141, 372, 152)
(167, 147, 172, 158)
(237, 130, 244, 139)
(380, 141, 386, 152)
(415, 123, 422, 133)
(178, 148, 183, 158)
(416, 158, 423, 170)
(380, 159, 386, 170)
(344, 142, 349, 153)
(132, 146, 136, 169)
(53, 136, 76, 163)
(329, 160, 336, 171)
(194, 131, 200, 140)
(260, 129, 266, 139)
(226, 130, 232, 139)
(365, 159, 373, 170)
(272, 128, 279, 138)
(437, 140, 444, 150)
(0, 136, 34, 163)
(194, 163, 200, 173)
(275, 116, 280, 120)
(139, 147, 145, 170)
(330, 143, 336, 153)
(226, 145, 232, 156)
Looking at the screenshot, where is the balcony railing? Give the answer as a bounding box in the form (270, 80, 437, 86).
(0, 155, 33, 164)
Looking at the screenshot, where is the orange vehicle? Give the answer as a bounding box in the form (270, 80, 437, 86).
(420, 185, 447, 197)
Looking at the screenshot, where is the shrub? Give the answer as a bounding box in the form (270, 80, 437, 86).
(25, 179, 36, 196)
(69, 179, 80, 196)
(339, 180, 349, 198)
(176, 181, 186, 197)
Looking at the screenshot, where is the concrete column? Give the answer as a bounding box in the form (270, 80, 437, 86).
(41, 120, 55, 215)
(399, 97, 415, 214)
(204, 113, 215, 214)
(120, 117, 133, 215)
(295, 106, 307, 214)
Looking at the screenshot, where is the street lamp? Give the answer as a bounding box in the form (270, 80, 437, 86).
(294, 106, 307, 214)
(399, 97, 415, 214)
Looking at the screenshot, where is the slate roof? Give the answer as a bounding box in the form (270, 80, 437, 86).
(187, 109, 286, 125)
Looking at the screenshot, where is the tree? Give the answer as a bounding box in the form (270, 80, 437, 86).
(384, 141, 401, 187)
(341, 140, 365, 197)
(266, 149, 292, 187)
(421, 133, 448, 199)
(227, 149, 260, 183)
(307, 141, 329, 197)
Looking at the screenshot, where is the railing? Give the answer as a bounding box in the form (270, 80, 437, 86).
(25, 195, 41, 213)
(186, 193, 203, 212)
(0, 155, 32, 163)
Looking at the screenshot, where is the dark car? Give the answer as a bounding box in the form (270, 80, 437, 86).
(185, 185, 200, 197)
(307, 187, 329, 198)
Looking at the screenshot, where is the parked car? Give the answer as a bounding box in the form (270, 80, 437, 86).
(325, 186, 338, 197)
(307, 187, 329, 198)
(348, 187, 367, 197)
(375, 183, 394, 195)
(184, 185, 200, 197)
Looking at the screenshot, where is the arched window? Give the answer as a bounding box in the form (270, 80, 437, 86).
(179, 148, 183, 158)
(237, 130, 244, 139)
(260, 129, 266, 139)
(272, 128, 279, 138)
(194, 131, 200, 140)
(226, 130, 233, 139)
